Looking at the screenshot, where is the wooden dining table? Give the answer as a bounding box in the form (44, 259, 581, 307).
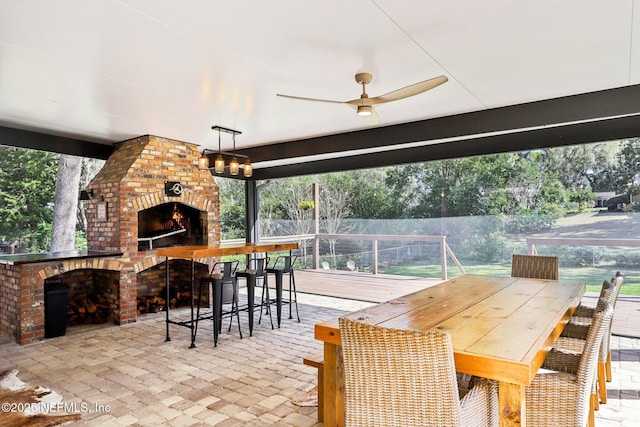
(314, 274, 585, 427)
(157, 242, 297, 347)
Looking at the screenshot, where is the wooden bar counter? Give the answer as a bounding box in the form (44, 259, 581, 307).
(156, 242, 298, 259)
(315, 274, 585, 427)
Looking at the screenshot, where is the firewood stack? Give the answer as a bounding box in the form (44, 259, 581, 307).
(136, 291, 195, 315)
(170, 291, 194, 309)
(67, 293, 109, 325)
(137, 295, 166, 314)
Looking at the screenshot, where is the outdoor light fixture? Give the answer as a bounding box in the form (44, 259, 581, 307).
(229, 132, 239, 176)
(243, 158, 253, 177)
(357, 105, 372, 116)
(200, 126, 252, 177)
(198, 152, 209, 169)
(229, 157, 239, 175)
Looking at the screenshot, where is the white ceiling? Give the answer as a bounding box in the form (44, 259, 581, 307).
(1, 0, 639, 155)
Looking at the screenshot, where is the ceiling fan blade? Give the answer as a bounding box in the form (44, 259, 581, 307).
(276, 93, 345, 105)
(369, 75, 448, 105)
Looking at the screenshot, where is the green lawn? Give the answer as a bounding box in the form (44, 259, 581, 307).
(382, 262, 640, 296)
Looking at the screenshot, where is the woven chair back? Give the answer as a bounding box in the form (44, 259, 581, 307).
(510, 254, 559, 280)
(601, 272, 624, 360)
(577, 301, 614, 425)
(339, 318, 462, 426)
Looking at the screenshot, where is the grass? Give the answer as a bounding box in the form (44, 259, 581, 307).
(382, 261, 640, 296)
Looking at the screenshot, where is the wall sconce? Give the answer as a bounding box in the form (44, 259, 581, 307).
(200, 126, 252, 177)
(79, 189, 94, 200)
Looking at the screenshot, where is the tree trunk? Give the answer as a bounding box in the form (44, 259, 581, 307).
(50, 154, 83, 251)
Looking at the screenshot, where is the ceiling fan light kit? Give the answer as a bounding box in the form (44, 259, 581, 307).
(357, 105, 372, 116)
(201, 126, 252, 177)
(277, 72, 448, 124)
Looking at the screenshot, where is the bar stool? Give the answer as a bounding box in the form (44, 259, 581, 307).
(196, 260, 241, 344)
(265, 255, 300, 328)
(236, 257, 271, 335)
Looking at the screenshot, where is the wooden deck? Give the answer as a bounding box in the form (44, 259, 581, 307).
(293, 269, 442, 303)
(292, 269, 639, 338)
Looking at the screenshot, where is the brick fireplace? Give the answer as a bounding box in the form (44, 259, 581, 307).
(0, 135, 221, 344)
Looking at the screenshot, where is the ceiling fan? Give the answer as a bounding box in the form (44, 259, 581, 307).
(277, 73, 448, 125)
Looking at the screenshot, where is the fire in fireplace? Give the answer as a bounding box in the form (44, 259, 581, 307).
(138, 202, 207, 251)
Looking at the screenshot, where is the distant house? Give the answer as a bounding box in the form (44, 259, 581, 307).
(594, 192, 615, 208)
(605, 193, 632, 211)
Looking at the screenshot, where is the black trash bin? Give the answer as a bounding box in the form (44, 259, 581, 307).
(44, 282, 70, 338)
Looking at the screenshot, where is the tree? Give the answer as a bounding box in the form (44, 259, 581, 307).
(328, 169, 397, 219)
(543, 142, 618, 191)
(613, 138, 640, 195)
(216, 177, 246, 239)
(260, 176, 316, 266)
(319, 173, 354, 267)
(385, 157, 491, 219)
(0, 146, 58, 252)
(76, 158, 105, 241)
(50, 154, 83, 251)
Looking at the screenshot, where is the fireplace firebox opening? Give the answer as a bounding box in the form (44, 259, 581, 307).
(138, 203, 207, 251)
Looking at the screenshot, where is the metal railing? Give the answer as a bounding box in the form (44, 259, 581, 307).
(223, 233, 464, 280)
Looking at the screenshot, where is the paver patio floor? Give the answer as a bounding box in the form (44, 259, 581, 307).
(0, 292, 637, 426)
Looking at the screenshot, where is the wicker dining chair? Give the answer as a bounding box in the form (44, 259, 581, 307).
(569, 272, 624, 325)
(510, 254, 559, 280)
(339, 317, 498, 427)
(528, 301, 614, 427)
(555, 272, 625, 405)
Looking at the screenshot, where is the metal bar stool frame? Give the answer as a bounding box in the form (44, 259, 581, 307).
(236, 256, 271, 334)
(265, 254, 300, 328)
(195, 260, 241, 345)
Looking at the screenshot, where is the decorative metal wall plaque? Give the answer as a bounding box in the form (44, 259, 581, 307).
(165, 181, 183, 197)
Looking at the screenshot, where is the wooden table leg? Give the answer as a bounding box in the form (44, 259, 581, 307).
(323, 342, 344, 426)
(499, 382, 526, 427)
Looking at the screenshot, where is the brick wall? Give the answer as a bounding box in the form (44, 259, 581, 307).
(85, 135, 220, 325)
(0, 264, 21, 342)
(0, 135, 221, 344)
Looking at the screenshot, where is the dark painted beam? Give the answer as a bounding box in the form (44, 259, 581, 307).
(249, 114, 640, 180)
(4, 83, 640, 181)
(236, 84, 640, 164)
(0, 126, 114, 159)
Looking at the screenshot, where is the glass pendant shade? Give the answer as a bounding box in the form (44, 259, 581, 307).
(243, 159, 253, 177)
(229, 156, 239, 175)
(198, 153, 209, 170)
(214, 154, 225, 174)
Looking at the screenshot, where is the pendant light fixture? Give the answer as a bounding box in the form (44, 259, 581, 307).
(200, 126, 252, 178)
(198, 151, 209, 170)
(214, 130, 225, 174)
(229, 132, 239, 175)
(243, 158, 253, 177)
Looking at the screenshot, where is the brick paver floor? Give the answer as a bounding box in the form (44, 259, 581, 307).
(0, 292, 637, 426)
